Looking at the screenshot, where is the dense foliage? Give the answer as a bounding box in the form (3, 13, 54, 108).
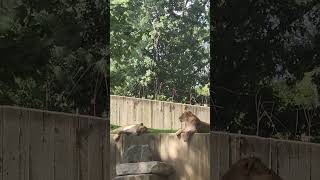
(110, 0, 210, 105)
(212, 0, 320, 141)
(0, 0, 109, 117)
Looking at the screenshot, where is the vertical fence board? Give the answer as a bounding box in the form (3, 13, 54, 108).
(158, 102, 165, 129)
(173, 104, 181, 130)
(103, 122, 109, 180)
(275, 141, 291, 179)
(110, 97, 116, 124)
(311, 144, 320, 180)
(135, 100, 143, 125)
(163, 103, 171, 130)
(143, 100, 152, 128)
(127, 99, 134, 125)
(229, 135, 241, 164)
(298, 143, 311, 180)
(53, 114, 72, 180)
(110, 136, 116, 179)
(87, 119, 103, 180)
(69, 115, 78, 180)
(270, 139, 279, 173)
(19, 109, 29, 180)
(151, 101, 157, 129)
(124, 98, 129, 126)
(78, 117, 89, 180)
(211, 133, 219, 180)
(118, 97, 124, 126)
(115, 97, 120, 126)
(288, 142, 300, 179)
(218, 134, 230, 177)
(3, 107, 21, 180)
(42, 112, 55, 180)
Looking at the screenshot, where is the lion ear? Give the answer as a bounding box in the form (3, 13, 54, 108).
(184, 106, 188, 111)
(140, 123, 144, 126)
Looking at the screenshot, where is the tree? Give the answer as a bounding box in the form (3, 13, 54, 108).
(0, 0, 109, 117)
(212, 0, 320, 138)
(110, 0, 210, 104)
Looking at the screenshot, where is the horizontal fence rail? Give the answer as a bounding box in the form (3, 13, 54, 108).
(110, 133, 210, 180)
(110, 95, 210, 129)
(210, 132, 320, 180)
(0, 106, 109, 180)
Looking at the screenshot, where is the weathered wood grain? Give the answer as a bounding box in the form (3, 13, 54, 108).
(110, 95, 210, 130)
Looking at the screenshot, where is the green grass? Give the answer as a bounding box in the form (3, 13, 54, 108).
(110, 124, 120, 130)
(110, 124, 176, 134)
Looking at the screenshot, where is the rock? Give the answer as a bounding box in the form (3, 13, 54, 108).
(113, 174, 166, 180)
(116, 161, 175, 176)
(122, 145, 153, 163)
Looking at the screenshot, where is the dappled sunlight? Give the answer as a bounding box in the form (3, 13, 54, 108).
(184, 164, 194, 177)
(110, 133, 210, 180)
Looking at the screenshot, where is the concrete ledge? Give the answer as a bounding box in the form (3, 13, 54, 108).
(116, 161, 174, 176)
(114, 174, 167, 180)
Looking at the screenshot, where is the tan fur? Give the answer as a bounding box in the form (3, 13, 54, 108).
(112, 123, 148, 142)
(221, 157, 283, 180)
(175, 109, 209, 142)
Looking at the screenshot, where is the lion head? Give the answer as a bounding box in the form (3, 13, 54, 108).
(136, 123, 148, 134)
(221, 157, 283, 180)
(179, 111, 193, 122)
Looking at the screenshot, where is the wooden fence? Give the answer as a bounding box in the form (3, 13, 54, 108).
(0, 106, 109, 180)
(110, 95, 210, 129)
(211, 132, 320, 180)
(110, 133, 210, 180)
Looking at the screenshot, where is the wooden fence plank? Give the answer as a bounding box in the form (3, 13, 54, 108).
(298, 143, 311, 180)
(78, 117, 89, 180)
(103, 122, 109, 180)
(19, 109, 30, 180)
(218, 133, 230, 177)
(29, 110, 45, 180)
(109, 136, 116, 179)
(229, 135, 241, 164)
(53, 113, 71, 180)
(163, 103, 172, 130)
(151, 101, 158, 129)
(69, 115, 78, 180)
(210, 133, 220, 180)
(288, 142, 300, 179)
(127, 99, 134, 125)
(87, 118, 103, 180)
(143, 100, 152, 128)
(270, 139, 279, 173)
(3, 107, 21, 180)
(311, 144, 320, 180)
(276, 141, 291, 180)
(134, 100, 143, 125)
(110, 96, 116, 124)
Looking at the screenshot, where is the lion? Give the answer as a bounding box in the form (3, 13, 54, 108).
(175, 109, 209, 142)
(221, 157, 283, 180)
(111, 123, 148, 142)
